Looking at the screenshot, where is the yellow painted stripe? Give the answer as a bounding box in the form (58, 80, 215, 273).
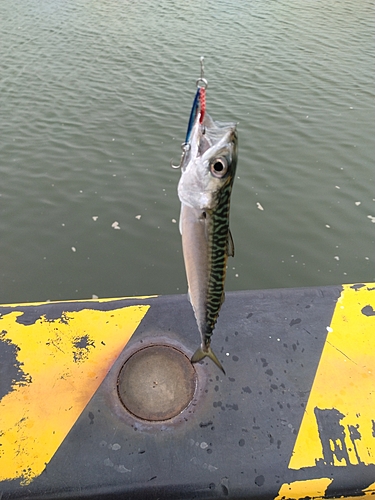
(289, 283, 375, 470)
(0, 305, 149, 486)
(275, 478, 333, 500)
(277, 481, 375, 500)
(364, 483, 375, 496)
(275, 284, 375, 500)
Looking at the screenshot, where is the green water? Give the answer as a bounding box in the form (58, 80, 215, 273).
(0, 0, 374, 303)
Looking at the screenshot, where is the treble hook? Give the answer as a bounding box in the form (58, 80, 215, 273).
(196, 56, 208, 89)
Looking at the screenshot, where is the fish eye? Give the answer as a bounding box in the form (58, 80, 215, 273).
(210, 157, 228, 178)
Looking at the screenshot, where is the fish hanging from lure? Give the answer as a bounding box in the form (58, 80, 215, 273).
(172, 57, 238, 374)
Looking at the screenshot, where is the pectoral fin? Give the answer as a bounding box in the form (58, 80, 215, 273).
(227, 228, 235, 257)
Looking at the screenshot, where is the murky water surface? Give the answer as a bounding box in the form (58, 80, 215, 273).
(0, 0, 374, 303)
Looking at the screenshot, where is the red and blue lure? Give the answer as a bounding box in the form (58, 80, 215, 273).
(185, 85, 206, 144)
(171, 57, 207, 170)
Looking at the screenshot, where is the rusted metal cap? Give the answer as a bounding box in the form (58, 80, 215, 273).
(117, 345, 196, 421)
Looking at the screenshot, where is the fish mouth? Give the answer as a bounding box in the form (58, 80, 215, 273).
(180, 113, 237, 172)
(198, 114, 237, 157)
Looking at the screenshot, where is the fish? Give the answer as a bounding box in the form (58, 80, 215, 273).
(177, 101, 238, 374)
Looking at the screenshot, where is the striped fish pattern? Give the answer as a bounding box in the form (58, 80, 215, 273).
(178, 112, 238, 374)
(205, 179, 234, 337)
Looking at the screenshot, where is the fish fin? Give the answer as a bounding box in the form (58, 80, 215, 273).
(227, 229, 235, 257)
(191, 344, 226, 375)
(179, 204, 184, 235)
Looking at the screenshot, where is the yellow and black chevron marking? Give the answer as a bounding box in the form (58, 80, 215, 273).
(0, 284, 374, 499)
(276, 283, 375, 499)
(0, 298, 151, 485)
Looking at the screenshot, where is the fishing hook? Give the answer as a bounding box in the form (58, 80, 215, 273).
(170, 142, 190, 169)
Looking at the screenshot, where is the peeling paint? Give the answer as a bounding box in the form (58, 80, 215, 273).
(0, 305, 149, 485)
(289, 284, 375, 470)
(275, 478, 333, 500)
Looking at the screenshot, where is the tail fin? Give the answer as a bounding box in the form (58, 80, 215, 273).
(191, 344, 226, 375)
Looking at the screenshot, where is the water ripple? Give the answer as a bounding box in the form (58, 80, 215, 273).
(0, 0, 373, 302)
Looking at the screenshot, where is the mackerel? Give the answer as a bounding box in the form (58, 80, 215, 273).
(177, 87, 238, 374)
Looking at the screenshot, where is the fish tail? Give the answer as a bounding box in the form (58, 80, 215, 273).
(191, 344, 226, 375)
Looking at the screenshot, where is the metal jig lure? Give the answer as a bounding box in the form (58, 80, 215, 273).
(171, 57, 208, 170)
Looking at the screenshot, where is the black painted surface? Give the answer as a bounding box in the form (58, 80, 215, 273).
(3, 285, 369, 500)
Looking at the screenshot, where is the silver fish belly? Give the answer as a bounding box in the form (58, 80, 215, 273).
(178, 112, 238, 373)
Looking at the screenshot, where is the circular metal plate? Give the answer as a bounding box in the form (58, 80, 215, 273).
(117, 345, 197, 421)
